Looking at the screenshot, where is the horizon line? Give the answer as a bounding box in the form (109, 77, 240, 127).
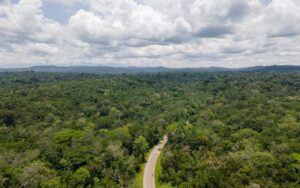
(0, 64, 299, 70)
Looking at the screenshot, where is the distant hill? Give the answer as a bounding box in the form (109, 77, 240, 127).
(238, 65, 300, 73)
(0, 66, 172, 74)
(0, 65, 299, 74)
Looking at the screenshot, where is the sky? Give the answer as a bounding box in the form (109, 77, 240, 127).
(1, 0, 300, 68)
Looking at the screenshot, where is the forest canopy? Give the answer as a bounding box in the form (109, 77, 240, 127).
(0, 72, 299, 187)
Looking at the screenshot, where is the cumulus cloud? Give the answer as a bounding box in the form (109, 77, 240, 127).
(0, 0, 300, 68)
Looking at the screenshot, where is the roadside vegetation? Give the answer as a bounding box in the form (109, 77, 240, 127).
(133, 148, 153, 188)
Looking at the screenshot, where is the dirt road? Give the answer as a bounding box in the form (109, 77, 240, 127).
(143, 135, 168, 188)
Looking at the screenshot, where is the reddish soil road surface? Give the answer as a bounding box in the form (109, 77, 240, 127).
(143, 135, 168, 188)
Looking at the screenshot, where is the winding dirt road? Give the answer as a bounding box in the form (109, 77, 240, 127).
(143, 135, 168, 188)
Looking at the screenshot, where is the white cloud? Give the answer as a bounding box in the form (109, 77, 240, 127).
(0, 0, 300, 68)
(43, 0, 84, 6)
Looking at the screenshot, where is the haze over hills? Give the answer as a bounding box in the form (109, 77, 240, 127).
(0, 65, 299, 74)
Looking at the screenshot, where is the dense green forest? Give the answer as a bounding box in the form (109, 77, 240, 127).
(0, 72, 299, 187)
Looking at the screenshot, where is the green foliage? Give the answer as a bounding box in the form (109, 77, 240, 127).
(291, 153, 300, 162)
(0, 72, 299, 187)
(71, 167, 90, 187)
(17, 161, 58, 188)
(54, 129, 85, 144)
(133, 136, 149, 160)
(41, 177, 61, 188)
(158, 73, 300, 187)
(0, 110, 15, 126)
